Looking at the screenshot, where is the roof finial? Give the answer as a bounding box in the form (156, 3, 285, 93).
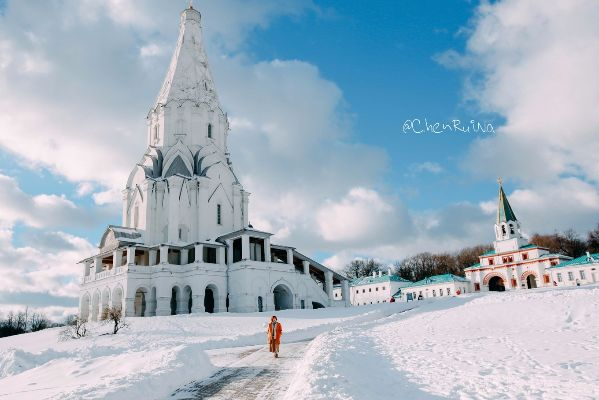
(189, 0, 193, 9)
(497, 177, 503, 186)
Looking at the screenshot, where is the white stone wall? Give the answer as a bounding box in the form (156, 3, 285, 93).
(550, 265, 599, 287)
(402, 281, 471, 301)
(350, 280, 408, 306)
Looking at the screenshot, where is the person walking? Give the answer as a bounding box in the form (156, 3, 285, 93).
(267, 315, 283, 358)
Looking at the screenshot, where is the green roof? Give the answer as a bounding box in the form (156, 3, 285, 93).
(407, 274, 470, 288)
(350, 274, 411, 286)
(497, 183, 517, 223)
(481, 244, 539, 258)
(392, 274, 471, 297)
(548, 253, 599, 269)
(464, 263, 480, 271)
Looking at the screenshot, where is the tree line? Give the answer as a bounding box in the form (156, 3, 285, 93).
(0, 308, 54, 338)
(344, 223, 599, 281)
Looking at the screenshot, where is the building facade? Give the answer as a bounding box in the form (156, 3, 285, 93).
(395, 274, 472, 301)
(78, 5, 349, 320)
(349, 271, 412, 306)
(465, 181, 571, 292)
(548, 252, 599, 287)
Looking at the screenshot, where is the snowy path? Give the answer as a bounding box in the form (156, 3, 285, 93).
(170, 340, 310, 400)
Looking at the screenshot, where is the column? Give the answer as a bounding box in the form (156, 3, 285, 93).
(149, 249, 158, 266)
(266, 293, 275, 312)
(302, 260, 310, 275)
(160, 245, 169, 264)
(112, 249, 123, 270)
(264, 238, 272, 262)
(156, 297, 171, 316)
(218, 246, 226, 265)
(126, 246, 136, 265)
(325, 270, 334, 301)
(241, 235, 250, 260)
(124, 297, 135, 317)
(84, 260, 92, 277)
(191, 293, 204, 313)
(195, 244, 204, 263)
(176, 296, 188, 315)
(94, 256, 102, 273)
(342, 280, 350, 307)
(226, 240, 233, 265)
(286, 249, 294, 265)
(180, 249, 189, 265)
(217, 296, 227, 313)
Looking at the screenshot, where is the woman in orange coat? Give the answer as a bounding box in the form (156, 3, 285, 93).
(267, 315, 283, 358)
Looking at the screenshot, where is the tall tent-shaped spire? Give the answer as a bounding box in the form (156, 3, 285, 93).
(147, 5, 229, 152)
(496, 179, 517, 224)
(154, 6, 219, 110)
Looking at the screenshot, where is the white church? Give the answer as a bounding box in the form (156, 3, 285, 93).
(78, 5, 349, 320)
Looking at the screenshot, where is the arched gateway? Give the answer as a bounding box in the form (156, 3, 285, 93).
(273, 284, 293, 311)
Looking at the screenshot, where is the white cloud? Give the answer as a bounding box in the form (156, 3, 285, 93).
(0, 173, 91, 229)
(317, 188, 396, 243)
(439, 0, 599, 185)
(409, 161, 443, 174)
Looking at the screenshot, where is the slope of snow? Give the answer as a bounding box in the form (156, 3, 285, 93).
(286, 285, 599, 400)
(0, 306, 392, 399)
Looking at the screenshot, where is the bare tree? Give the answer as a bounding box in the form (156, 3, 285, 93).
(343, 259, 384, 279)
(30, 313, 49, 332)
(60, 315, 88, 340)
(102, 306, 127, 334)
(588, 223, 599, 253)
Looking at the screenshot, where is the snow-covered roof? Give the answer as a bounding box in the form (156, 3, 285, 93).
(547, 253, 599, 269)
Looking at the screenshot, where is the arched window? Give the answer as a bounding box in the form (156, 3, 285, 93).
(208, 123, 212, 139)
(501, 225, 506, 236)
(509, 223, 515, 234)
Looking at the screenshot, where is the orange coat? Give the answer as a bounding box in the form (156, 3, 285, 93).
(267, 321, 283, 344)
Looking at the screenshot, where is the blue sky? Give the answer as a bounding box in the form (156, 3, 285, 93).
(1, 0, 598, 319)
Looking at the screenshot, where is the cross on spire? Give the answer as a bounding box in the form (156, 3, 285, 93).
(497, 177, 503, 186)
(189, 0, 193, 9)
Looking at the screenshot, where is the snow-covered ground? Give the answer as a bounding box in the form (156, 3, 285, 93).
(0, 306, 397, 399)
(2, 286, 598, 400)
(286, 285, 599, 400)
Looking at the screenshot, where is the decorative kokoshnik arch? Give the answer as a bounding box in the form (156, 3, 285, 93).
(483, 272, 507, 285)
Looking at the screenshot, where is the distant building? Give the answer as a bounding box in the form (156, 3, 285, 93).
(394, 274, 472, 301)
(464, 180, 570, 292)
(350, 271, 412, 306)
(548, 252, 599, 286)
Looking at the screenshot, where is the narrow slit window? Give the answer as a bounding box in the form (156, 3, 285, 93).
(208, 123, 212, 138)
(217, 204, 222, 225)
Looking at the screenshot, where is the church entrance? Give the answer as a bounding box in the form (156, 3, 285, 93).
(204, 287, 215, 313)
(273, 284, 293, 310)
(488, 276, 506, 292)
(526, 275, 537, 289)
(170, 286, 180, 315)
(134, 289, 147, 317)
(257, 296, 263, 312)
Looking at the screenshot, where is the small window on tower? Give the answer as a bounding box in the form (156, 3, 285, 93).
(522, 253, 529, 260)
(489, 258, 494, 265)
(217, 204, 222, 225)
(154, 125, 159, 141)
(509, 224, 515, 234)
(208, 123, 212, 138)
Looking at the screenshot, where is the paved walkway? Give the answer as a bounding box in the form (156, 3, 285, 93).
(170, 341, 310, 400)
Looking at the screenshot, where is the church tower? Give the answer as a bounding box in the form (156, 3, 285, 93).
(493, 179, 528, 253)
(122, 5, 248, 245)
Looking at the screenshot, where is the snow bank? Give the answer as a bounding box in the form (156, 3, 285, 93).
(286, 286, 599, 400)
(0, 306, 389, 399)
